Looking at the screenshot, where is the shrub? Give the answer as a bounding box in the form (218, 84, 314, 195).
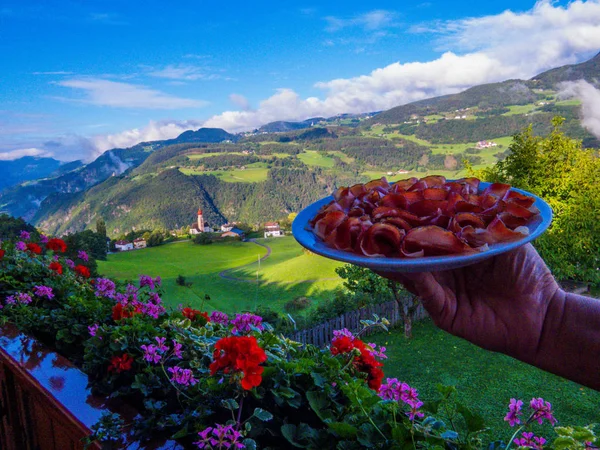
(284, 296, 311, 312)
(193, 233, 213, 245)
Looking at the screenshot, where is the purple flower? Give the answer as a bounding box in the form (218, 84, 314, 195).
(406, 400, 424, 421)
(515, 432, 546, 449)
(379, 378, 401, 401)
(194, 424, 245, 449)
(15, 241, 26, 251)
(154, 276, 161, 286)
(139, 275, 155, 290)
(77, 250, 89, 262)
(367, 342, 387, 359)
(231, 313, 264, 334)
(65, 259, 75, 269)
(18, 293, 33, 304)
(210, 311, 229, 325)
(504, 398, 523, 427)
(7, 293, 32, 305)
(529, 397, 557, 425)
(333, 328, 355, 339)
(94, 278, 116, 299)
(168, 366, 197, 386)
(142, 302, 165, 319)
(126, 284, 138, 295)
(34, 285, 54, 299)
(172, 340, 183, 359)
(115, 293, 129, 304)
(155, 336, 169, 352)
(39, 234, 49, 244)
(88, 324, 99, 337)
(141, 344, 162, 364)
(19, 231, 31, 240)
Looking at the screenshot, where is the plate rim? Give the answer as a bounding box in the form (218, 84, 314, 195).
(292, 181, 553, 272)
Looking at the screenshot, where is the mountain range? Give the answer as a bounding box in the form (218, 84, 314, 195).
(1, 52, 599, 237)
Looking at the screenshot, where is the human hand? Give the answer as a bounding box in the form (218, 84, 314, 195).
(375, 244, 561, 362)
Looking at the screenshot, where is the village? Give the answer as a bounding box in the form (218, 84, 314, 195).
(113, 209, 285, 252)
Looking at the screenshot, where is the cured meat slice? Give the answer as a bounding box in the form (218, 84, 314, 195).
(313, 211, 347, 240)
(401, 226, 475, 257)
(358, 223, 405, 257)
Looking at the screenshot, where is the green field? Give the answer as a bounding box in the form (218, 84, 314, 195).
(503, 104, 538, 116)
(362, 169, 468, 181)
(370, 319, 600, 440)
(98, 237, 343, 313)
(187, 152, 246, 160)
(297, 150, 336, 168)
(180, 167, 269, 182)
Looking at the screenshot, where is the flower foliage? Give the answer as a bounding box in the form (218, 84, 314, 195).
(0, 233, 596, 449)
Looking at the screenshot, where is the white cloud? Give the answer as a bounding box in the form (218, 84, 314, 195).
(325, 10, 397, 32)
(203, 0, 600, 132)
(148, 64, 217, 81)
(0, 147, 54, 161)
(559, 80, 600, 138)
(91, 119, 204, 155)
(56, 78, 207, 109)
(229, 94, 251, 111)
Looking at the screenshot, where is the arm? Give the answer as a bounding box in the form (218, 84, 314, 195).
(376, 244, 600, 390)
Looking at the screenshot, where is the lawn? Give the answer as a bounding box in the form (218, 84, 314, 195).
(97, 238, 343, 313)
(369, 319, 600, 440)
(179, 167, 269, 182)
(503, 104, 537, 116)
(297, 150, 336, 168)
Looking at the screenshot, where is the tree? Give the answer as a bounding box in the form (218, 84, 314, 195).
(335, 265, 420, 338)
(147, 230, 164, 247)
(95, 218, 107, 238)
(193, 233, 212, 245)
(476, 117, 600, 284)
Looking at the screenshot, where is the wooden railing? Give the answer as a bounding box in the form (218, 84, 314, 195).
(0, 324, 182, 450)
(286, 300, 428, 347)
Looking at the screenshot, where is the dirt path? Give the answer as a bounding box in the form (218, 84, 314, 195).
(218, 239, 337, 284)
(218, 239, 271, 283)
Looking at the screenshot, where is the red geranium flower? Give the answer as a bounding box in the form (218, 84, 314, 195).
(182, 307, 210, 323)
(330, 336, 385, 391)
(108, 353, 133, 373)
(46, 238, 67, 253)
(26, 243, 42, 254)
(210, 336, 267, 390)
(74, 264, 90, 278)
(112, 303, 141, 321)
(49, 261, 63, 275)
(0, 249, 4, 260)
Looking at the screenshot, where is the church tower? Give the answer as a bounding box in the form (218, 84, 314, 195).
(197, 209, 204, 232)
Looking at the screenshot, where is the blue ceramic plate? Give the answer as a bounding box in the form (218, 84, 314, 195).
(292, 182, 552, 273)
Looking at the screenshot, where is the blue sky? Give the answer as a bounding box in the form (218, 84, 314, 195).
(2, 0, 600, 161)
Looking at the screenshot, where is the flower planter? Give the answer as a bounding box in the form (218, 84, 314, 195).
(0, 324, 183, 450)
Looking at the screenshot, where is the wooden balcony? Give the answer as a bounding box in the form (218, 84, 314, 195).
(0, 324, 183, 450)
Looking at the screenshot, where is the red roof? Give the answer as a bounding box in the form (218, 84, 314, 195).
(265, 221, 279, 227)
(133, 238, 145, 242)
(115, 240, 131, 245)
(197, 209, 203, 215)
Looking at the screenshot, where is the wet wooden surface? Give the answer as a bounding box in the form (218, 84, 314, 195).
(0, 324, 183, 450)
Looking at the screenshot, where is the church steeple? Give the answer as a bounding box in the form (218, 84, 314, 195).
(197, 209, 204, 231)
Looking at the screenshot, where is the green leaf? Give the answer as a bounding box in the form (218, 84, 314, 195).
(281, 424, 315, 448)
(171, 427, 189, 439)
(252, 408, 273, 422)
(241, 439, 257, 450)
(306, 391, 332, 422)
(456, 402, 486, 433)
(327, 422, 358, 439)
(221, 398, 239, 411)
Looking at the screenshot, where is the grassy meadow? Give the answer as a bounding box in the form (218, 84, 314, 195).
(98, 237, 343, 313)
(371, 319, 600, 440)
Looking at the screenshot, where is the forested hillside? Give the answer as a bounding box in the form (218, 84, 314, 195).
(6, 52, 600, 236)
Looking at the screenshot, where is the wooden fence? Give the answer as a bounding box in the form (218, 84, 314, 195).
(286, 300, 429, 347)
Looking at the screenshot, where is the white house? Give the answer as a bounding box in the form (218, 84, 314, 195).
(115, 240, 134, 251)
(264, 222, 284, 238)
(133, 238, 147, 249)
(221, 223, 235, 232)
